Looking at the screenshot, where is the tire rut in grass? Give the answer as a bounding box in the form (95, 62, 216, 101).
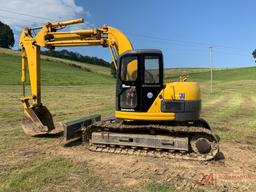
(212, 96, 256, 143)
(201, 95, 230, 117)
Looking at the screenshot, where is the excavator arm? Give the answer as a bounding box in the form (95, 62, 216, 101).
(19, 18, 133, 135)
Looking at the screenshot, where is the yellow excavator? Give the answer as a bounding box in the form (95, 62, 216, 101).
(19, 18, 219, 161)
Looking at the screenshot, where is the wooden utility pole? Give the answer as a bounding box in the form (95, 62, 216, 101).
(209, 46, 213, 93)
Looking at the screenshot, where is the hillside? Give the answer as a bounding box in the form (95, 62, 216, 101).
(0, 48, 112, 77)
(3, 48, 256, 85)
(165, 67, 256, 81)
(0, 52, 114, 86)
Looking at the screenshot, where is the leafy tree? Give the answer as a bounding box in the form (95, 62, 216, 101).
(0, 21, 14, 48)
(252, 49, 256, 61)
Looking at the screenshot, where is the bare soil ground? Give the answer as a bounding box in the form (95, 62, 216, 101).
(31, 136, 255, 192)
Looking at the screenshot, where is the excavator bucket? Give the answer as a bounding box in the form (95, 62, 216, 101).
(22, 105, 63, 136)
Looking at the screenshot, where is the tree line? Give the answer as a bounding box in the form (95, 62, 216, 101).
(41, 49, 111, 67)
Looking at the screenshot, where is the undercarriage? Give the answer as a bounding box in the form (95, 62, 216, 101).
(64, 116, 219, 161)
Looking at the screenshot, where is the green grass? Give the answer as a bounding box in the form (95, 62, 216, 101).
(188, 67, 256, 81)
(145, 182, 177, 192)
(0, 47, 112, 76)
(0, 157, 129, 192)
(0, 54, 114, 85)
(165, 67, 256, 81)
(1, 158, 76, 192)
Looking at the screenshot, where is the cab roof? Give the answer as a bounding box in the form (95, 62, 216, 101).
(120, 49, 162, 57)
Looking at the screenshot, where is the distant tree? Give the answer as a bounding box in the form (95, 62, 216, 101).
(252, 49, 256, 61)
(0, 21, 14, 49)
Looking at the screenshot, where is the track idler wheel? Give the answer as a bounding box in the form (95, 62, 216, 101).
(190, 134, 219, 157)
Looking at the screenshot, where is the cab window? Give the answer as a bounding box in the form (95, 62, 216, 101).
(144, 56, 160, 84)
(121, 56, 138, 81)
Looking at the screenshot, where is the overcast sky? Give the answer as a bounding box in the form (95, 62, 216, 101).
(0, 0, 255, 68)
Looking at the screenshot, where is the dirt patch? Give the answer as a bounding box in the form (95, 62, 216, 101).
(39, 139, 256, 192)
(245, 136, 256, 145)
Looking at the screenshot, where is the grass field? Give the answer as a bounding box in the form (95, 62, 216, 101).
(0, 48, 112, 77)
(0, 50, 256, 192)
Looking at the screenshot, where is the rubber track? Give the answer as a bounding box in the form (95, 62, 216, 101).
(84, 121, 219, 161)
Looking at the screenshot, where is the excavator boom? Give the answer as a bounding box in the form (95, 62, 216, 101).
(19, 18, 133, 135)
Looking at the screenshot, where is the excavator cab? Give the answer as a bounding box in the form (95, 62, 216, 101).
(116, 49, 163, 113)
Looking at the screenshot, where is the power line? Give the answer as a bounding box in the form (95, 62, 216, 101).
(128, 32, 210, 47)
(127, 32, 252, 52)
(0, 8, 52, 20)
(0, 7, 252, 52)
(133, 38, 251, 56)
(0, 8, 253, 58)
(0, 14, 36, 24)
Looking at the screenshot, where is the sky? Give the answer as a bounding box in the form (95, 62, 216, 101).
(0, 0, 256, 68)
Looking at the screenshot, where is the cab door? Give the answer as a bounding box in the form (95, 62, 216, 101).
(116, 52, 163, 113)
(116, 55, 140, 112)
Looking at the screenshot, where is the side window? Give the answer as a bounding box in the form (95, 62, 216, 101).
(121, 56, 138, 81)
(144, 56, 160, 84)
